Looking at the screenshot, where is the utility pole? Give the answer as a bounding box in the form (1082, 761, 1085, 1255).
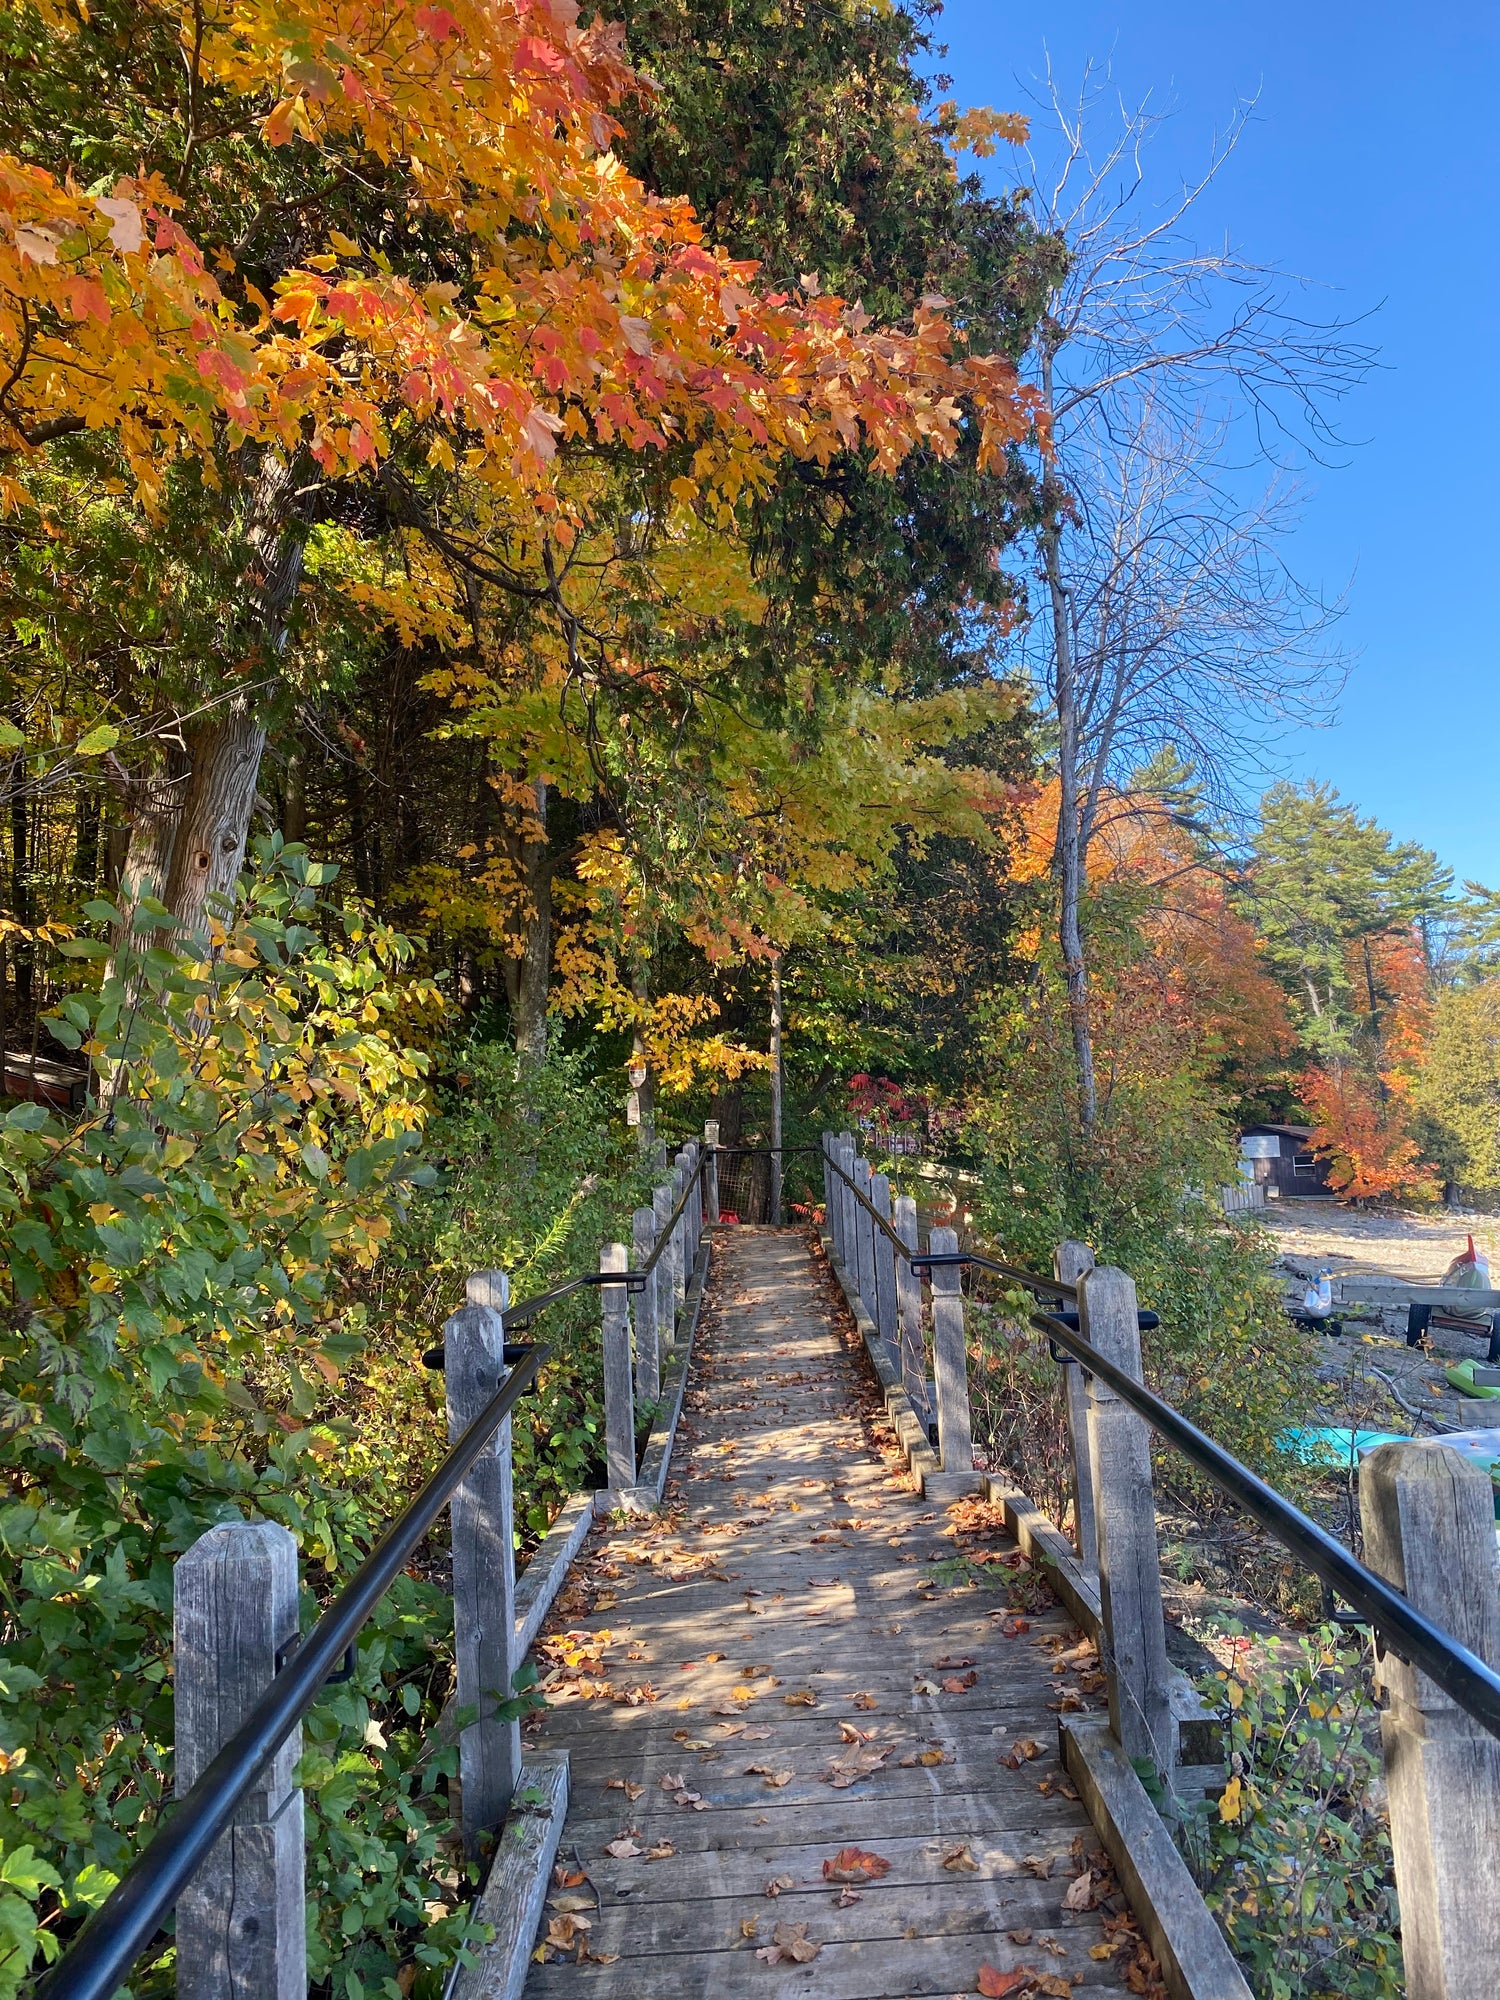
(770, 954, 783, 1225)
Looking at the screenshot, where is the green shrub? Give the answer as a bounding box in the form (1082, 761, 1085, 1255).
(1179, 1628, 1400, 2000)
(0, 849, 488, 1999)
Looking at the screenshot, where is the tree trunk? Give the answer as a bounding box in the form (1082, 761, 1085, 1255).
(501, 779, 552, 1066)
(114, 452, 302, 945)
(281, 741, 307, 845)
(770, 955, 784, 1225)
(11, 790, 32, 1019)
(1043, 512, 1098, 1135)
(628, 961, 655, 1152)
(161, 701, 268, 941)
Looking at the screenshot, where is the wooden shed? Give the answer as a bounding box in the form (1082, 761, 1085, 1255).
(1237, 1122, 1333, 1199)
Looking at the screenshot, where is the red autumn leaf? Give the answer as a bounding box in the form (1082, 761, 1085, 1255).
(822, 1846, 892, 1883)
(978, 1968, 1033, 1998)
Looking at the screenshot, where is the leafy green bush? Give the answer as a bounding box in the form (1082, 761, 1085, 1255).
(359, 1038, 655, 1536)
(0, 848, 490, 1999)
(1179, 1629, 1400, 2000)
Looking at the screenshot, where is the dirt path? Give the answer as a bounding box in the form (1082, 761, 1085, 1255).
(521, 1228, 1150, 2000)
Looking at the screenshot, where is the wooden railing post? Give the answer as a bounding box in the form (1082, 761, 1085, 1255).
(445, 1280, 520, 1854)
(174, 1521, 305, 2000)
(852, 1154, 876, 1320)
(703, 1120, 720, 1224)
(836, 1133, 856, 1274)
(893, 1194, 927, 1426)
(820, 1133, 838, 1257)
(1360, 1439, 1500, 2000)
(928, 1225, 975, 1475)
(1078, 1265, 1174, 1774)
(652, 1180, 676, 1352)
(632, 1207, 660, 1407)
(682, 1139, 701, 1266)
(1054, 1239, 1099, 1574)
(601, 1241, 634, 1494)
(870, 1171, 898, 1350)
(670, 1155, 688, 1307)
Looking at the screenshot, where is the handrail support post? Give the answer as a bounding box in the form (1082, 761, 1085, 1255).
(447, 1279, 520, 1855)
(1361, 1439, 1500, 1999)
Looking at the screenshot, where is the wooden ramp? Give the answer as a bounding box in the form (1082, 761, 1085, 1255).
(521, 1227, 1144, 2000)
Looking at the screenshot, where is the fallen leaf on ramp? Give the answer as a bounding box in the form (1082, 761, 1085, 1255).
(606, 1777, 645, 1800)
(646, 1840, 675, 1860)
(756, 1921, 821, 1965)
(764, 1874, 794, 1898)
(1062, 1871, 1093, 1912)
(1002, 1739, 1043, 1769)
(824, 1744, 892, 1787)
(943, 1843, 979, 1872)
(603, 1836, 640, 1859)
(821, 1846, 892, 1883)
(977, 1967, 1032, 1998)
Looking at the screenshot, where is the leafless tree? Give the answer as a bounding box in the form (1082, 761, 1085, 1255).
(1012, 69, 1375, 1131)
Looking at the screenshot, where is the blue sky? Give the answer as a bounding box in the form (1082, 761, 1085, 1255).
(930, 1, 1500, 886)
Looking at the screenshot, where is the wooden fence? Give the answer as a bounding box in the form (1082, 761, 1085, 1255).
(168, 1127, 718, 2000)
(819, 1126, 1500, 2000)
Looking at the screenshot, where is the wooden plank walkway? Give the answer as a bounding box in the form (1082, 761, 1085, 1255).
(521, 1227, 1150, 2000)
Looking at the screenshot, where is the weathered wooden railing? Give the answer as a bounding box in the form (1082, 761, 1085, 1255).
(819, 1128, 1500, 2000)
(39, 1130, 721, 2000)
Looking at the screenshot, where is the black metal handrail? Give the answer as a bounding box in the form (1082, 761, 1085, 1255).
(1031, 1308, 1500, 1742)
(420, 1146, 712, 1367)
(36, 1342, 549, 2000)
(819, 1141, 1080, 1300)
(819, 1134, 1500, 1744)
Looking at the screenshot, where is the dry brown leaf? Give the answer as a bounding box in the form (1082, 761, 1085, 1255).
(755, 1920, 821, 1966)
(833, 1884, 862, 1907)
(943, 1843, 979, 1873)
(823, 1744, 892, 1788)
(603, 1837, 640, 1859)
(838, 1721, 875, 1744)
(851, 1691, 879, 1711)
(1022, 1854, 1054, 1879)
(547, 1893, 594, 1915)
(1008, 1929, 1033, 1945)
(544, 1912, 590, 1947)
(1062, 1872, 1093, 1913)
(784, 1688, 818, 1707)
(1089, 1944, 1117, 1962)
(659, 1772, 686, 1791)
(942, 1671, 979, 1692)
(646, 1840, 675, 1861)
(606, 1777, 645, 1801)
(763, 1874, 795, 1898)
(741, 1917, 759, 1940)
